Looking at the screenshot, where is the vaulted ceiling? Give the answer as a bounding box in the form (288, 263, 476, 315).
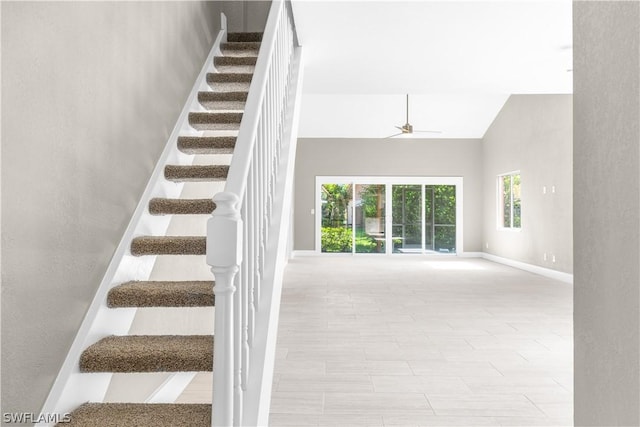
(291, 0, 573, 139)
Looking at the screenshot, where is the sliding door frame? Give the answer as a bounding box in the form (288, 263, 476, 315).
(315, 176, 464, 255)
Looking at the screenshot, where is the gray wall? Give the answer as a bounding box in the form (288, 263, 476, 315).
(1, 1, 219, 415)
(574, 1, 640, 425)
(483, 95, 573, 273)
(293, 138, 484, 252)
(219, 0, 271, 33)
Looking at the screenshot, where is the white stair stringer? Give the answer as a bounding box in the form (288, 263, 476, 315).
(37, 16, 229, 425)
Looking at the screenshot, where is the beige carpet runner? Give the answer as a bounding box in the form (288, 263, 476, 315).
(60, 31, 262, 426)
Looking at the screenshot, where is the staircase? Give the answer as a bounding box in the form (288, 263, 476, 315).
(49, 32, 262, 427)
(41, 2, 301, 425)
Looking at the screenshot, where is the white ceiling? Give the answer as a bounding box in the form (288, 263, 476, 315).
(291, 0, 573, 139)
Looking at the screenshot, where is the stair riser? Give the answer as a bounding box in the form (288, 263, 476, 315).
(227, 32, 263, 42)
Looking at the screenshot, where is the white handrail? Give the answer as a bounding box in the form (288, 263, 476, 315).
(207, 0, 301, 425)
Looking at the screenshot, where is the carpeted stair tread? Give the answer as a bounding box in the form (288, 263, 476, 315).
(149, 198, 216, 215)
(178, 136, 236, 154)
(198, 91, 247, 110)
(227, 32, 263, 42)
(60, 403, 211, 427)
(80, 335, 213, 373)
(221, 41, 261, 50)
(189, 112, 242, 130)
(207, 72, 253, 84)
(215, 56, 257, 67)
(164, 165, 229, 182)
(221, 42, 260, 57)
(108, 281, 215, 307)
(131, 236, 206, 256)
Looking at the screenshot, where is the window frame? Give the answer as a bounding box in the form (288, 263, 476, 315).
(497, 171, 521, 230)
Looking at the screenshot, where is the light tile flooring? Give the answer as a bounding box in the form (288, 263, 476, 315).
(269, 256, 573, 427)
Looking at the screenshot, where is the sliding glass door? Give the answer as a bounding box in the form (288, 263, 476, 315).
(318, 178, 461, 255)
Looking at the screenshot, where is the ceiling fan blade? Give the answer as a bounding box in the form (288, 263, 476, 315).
(394, 126, 405, 131)
(385, 132, 404, 138)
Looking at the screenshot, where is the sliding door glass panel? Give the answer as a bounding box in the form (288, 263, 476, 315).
(392, 185, 422, 253)
(424, 186, 434, 251)
(433, 185, 456, 253)
(321, 183, 353, 253)
(354, 184, 386, 253)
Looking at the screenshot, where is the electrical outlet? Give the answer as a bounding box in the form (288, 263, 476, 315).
(543, 186, 547, 194)
(552, 186, 556, 193)
(485, 242, 489, 249)
(310, 208, 315, 215)
(552, 255, 556, 263)
(543, 253, 547, 261)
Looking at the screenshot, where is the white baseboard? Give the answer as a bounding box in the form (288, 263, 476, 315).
(480, 252, 573, 284)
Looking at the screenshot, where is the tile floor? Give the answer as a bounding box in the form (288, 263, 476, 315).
(269, 256, 573, 427)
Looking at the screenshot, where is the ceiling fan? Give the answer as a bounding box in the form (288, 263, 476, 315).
(387, 94, 442, 138)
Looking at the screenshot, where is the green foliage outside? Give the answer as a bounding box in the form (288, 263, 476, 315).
(321, 227, 352, 252)
(321, 184, 352, 227)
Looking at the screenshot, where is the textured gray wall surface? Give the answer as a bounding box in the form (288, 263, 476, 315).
(574, 2, 640, 425)
(483, 95, 573, 273)
(1, 1, 218, 415)
(293, 138, 484, 252)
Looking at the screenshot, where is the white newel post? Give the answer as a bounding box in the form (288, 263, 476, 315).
(208, 192, 243, 427)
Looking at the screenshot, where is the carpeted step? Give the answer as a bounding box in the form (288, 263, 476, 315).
(207, 72, 253, 84)
(131, 236, 206, 256)
(80, 335, 213, 372)
(107, 281, 214, 307)
(149, 198, 216, 215)
(178, 136, 236, 155)
(198, 91, 247, 110)
(189, 112, 242, 131)
(60, 403, 211, 427)
(214, 56, 256, 74)
(227, 32, 263, 42)
(221, 42, 260, 57)
(164, 165, 229, 182)
(215, 56, 257, 67)
(206, 81, 251, 93)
